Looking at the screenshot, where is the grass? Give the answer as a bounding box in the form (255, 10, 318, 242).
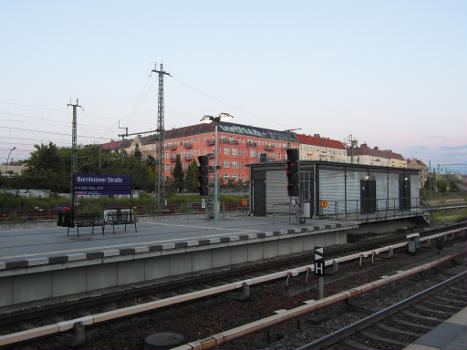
(430, 208, 467, 225)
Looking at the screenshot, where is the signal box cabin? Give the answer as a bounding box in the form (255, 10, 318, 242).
(249, 161, 423, 222)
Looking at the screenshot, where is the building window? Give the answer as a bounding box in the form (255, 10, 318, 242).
(232, 160, 237, 168)
(224, 173, 229, 182)
(250, 150, 255, 157)
(224, 160, 230, 168)
(224, 147, 230, 155)
(232, 174, 237, 181)
(232, 148, 237, 156)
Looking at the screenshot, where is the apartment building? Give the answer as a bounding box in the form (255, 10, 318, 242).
(350, 144, 407, 168)
(126, 122, 300, 183)
(296, 133, 347, 163)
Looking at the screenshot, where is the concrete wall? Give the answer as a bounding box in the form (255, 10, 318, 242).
(0, 227, 349, 307)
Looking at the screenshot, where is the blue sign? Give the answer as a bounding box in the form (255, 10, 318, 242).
(73, 175, 131, 195)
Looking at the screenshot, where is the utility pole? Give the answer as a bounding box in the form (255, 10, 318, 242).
(67, 99, 82, 220)
(118, 121, 128, 164)
(346, 134, 358, 164)
(283, 128, 301, 149)
(151, 63, 171, 208)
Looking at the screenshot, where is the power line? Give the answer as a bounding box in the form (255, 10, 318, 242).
(0, 126, 109, 140)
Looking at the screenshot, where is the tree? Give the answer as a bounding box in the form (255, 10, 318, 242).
(173, 154, 184, 192)
(21, 142, 68, 192)
(185, 159, 199, 192)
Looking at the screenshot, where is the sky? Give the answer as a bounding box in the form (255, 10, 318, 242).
(0, 0, 466, 173)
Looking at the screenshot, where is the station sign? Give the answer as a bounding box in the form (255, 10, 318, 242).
(73, 175, 131, 195)
(314, 246, 325, 276)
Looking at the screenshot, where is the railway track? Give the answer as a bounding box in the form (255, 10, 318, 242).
(297, 271, 466, 350)
(0, 223, 465, 349)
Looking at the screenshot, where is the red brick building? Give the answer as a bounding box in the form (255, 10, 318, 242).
(133, 122, 300, 183)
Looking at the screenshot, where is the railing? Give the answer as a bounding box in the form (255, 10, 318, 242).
(318, 197, 427, 222)
(264, 145, 275, 151)
(246, 142, 257, 147)
(183, 143, 193, 149)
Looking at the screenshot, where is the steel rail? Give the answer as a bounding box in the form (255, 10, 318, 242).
(171, 251, 466, 350)
(0, 228, 464, 347)
(296, 270, 467, 350)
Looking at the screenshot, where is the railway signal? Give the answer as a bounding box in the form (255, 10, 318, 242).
(286, 149, 299, 196)
(198, 155, 209, 196)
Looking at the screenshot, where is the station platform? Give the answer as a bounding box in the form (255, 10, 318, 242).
(0, 215, 357, 307)
(403, 306, 466, 350)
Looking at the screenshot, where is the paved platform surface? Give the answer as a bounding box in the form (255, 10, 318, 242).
(403, 306, 466, 350)
(0, 215, 354, 262)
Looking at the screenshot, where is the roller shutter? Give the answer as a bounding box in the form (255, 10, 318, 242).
(375, 172, 388, 210)
(410, 174, 420, 208)
(346, 170, 361, 215)
(319, 169, 345, 215)
(266, 170, 288, 213)
(388, 173, 399, 209)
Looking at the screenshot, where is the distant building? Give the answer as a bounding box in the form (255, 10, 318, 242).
(100, 139, 132, 152)
(350, 144, 407, 168)
(0, 160, 26, 176)
(407, 158, 428, 187)
(296, 133, 347, 163)
(123, 122, 300, 183)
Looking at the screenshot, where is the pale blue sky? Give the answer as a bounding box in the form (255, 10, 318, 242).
(1, 0, 465, 173)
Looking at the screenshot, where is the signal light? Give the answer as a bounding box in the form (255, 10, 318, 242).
(286, 149, 299, 196)
(198, 155, 209, 196)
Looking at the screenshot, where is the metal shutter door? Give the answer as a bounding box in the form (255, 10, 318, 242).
(266, 170, 288, 213)
(319, 169, 345, 215)
(388, 173, 399, 209)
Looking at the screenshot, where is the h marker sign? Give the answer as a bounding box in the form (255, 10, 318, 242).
(314, 246, 325, 276)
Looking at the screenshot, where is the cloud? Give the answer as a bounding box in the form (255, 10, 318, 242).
(438, 145, 467, 152)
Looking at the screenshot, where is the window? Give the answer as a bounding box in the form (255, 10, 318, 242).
(232, 174, 237, 181)
(224, 160, 230, 168)
(224, 173, 229, 181)
(232, 148, 237, 156)
(250, 150, 255, 157)
(232, 160, 237, 168)
(224, 147, 230, 155)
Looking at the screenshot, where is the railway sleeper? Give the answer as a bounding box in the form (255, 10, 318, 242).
(422, 299, 463, 312)
(432, 295, 466, 307)
(389, 317, 433, 332)
(358, 330, 408, 347)
(401, 310, 442, 324)
(343, 338, 375, 350)
(412, 304, 453, 318)
(375, 322, 425, 338)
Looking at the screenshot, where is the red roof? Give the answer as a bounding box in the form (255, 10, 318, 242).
(101, 140, 122, 150)
(295, 134, 346, 150)
(352, 144, 404, 160)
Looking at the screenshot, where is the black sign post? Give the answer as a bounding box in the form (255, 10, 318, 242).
(314, 246, 325, 299)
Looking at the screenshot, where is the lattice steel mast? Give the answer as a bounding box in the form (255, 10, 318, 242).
(151, 63, 171, 207)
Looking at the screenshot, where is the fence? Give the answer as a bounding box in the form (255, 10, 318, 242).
(0, 201, 249, 223)
(319, 197, 426, 222)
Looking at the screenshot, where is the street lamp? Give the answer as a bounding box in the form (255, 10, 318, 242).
(6, 146, 16, 174)
(200, 113, 233, 222)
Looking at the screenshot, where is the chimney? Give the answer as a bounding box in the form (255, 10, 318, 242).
(314, 134, 320, 138)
